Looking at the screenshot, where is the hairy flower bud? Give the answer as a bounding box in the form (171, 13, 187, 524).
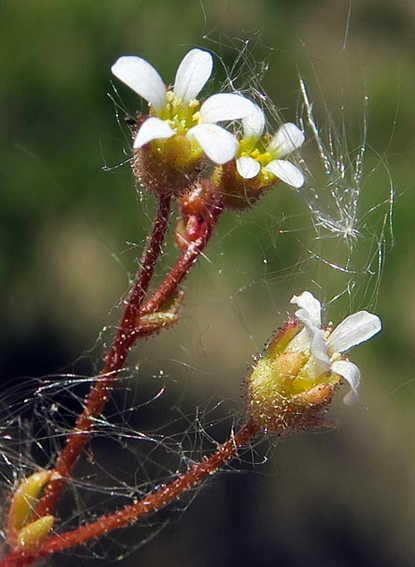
(175, 182, 218, 249)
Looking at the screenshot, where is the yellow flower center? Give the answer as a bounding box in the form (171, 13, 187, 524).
(153, 90, 202, 135)
(238, 137, 274, 168)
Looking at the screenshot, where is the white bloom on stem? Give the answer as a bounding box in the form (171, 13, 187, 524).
(290, 291, 382, 404)
(236, 105, 305, 188)
(111, 49, 256, 165)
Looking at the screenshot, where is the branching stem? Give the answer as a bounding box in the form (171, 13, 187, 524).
(2, 184, 226, 567)
(34, 192, 224, 521)
(35, 193, 173, 518)
(0, 420, 259, 567)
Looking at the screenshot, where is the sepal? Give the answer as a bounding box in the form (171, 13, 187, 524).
(16, 515, 55, 549)
(7, 470, 55, 549)
(136, 290, 185, 336)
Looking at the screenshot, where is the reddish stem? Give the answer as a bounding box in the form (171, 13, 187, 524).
(35, 193, 172, 518)
(0, 421, 259, 567)
(1, 186, 228, 567)
(140, 199, 224, 316)
(35, 193, 224, 519)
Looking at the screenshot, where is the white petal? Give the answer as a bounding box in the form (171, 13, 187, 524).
(187, 124, 239, 164)
(173, 49, 213, 102)
(133, 117, 175, 149)
(311, 328, 331, 366)
(242, 105, 266, 139)
(291, 291, 330, 367)
(268, 123, 305, 157)
(327, 311, 382, 354)
(236, 156, 261, 179)
(331, 360, 361, 405)
(291, 291, 322, 328)
(200, 93, 256, 123)
(111, 56, 167, 113)
(264, 160, 305, 188)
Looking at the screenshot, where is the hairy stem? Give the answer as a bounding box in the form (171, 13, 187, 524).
(140, 199, 224, 317)
(0, 420, 259, 567)
(35, 193, 172, 518)
(35, 192, 224, 519)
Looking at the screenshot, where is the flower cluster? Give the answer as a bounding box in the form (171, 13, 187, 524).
(112, 49, 256, 165)
(247, 291, 381, 434)
(111, 48, 305, 202)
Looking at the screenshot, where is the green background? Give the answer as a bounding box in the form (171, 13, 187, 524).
(1, 0, 414, 566)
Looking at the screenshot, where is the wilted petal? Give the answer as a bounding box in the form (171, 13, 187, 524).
(200, 93, 256, 123)
(236, 156, 261, 179)
(291, 291, 322, 328)
(328, 311, 382, 354)
(331, 360, 361, 405)
(174, 49, 213, 102)
(242, 105, 266, 139)
(264, 160, 305, 188)
(268, 123, 305, 157)
(187, 124, 239, 164)
(133, 117, 175, 149)
(111, 56, 167, 113)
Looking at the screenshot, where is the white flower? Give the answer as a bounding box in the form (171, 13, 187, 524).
(290, 291, 382, 404)
(236, 105, 305, 188)
(111, 49, 256, 165)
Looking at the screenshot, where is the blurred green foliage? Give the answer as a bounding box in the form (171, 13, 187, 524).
(1, 1, 415, 566)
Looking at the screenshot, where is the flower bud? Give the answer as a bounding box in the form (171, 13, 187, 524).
(175, 182, 216, 249)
